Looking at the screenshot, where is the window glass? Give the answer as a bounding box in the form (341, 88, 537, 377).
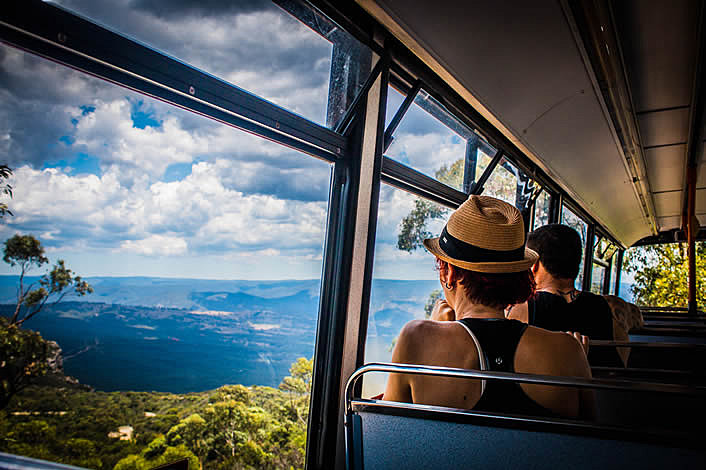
(591, 263, 606, 294)
(609, 250, 619, 295)
(0, 44, 330, 469)
(363, 185, 449, 397)
(561, 205, 588, 289)
(533, 189, 551, 229)
(385, 88, 496, 192)
(481, 157, 538, 210)
(52, 0, 372, 128)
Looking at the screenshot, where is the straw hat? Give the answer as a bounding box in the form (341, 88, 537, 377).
(423, 195, 538, 273)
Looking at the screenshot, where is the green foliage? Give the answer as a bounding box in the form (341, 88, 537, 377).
(3, 234, 48, 268)
(0, 317, 50, 410)
(3, 234, 93, 326)
(423, 290, 442, 319)
(279, 358, 312, 396)
(114, 437, 198, 470)
(623, 242, 705, 309)
(1, 356, 314, 469)
(396, 161, 463, 252)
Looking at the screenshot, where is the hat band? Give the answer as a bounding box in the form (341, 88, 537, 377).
(438, 225, 525, 263)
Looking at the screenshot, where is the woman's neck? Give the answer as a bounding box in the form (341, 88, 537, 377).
(451, 292, 506, 320)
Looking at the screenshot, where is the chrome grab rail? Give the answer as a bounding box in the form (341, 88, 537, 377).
(589, 340, 706, 349)
(344, 362, 706, 417)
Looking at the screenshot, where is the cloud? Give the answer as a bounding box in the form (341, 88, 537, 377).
(0, 161, 329, 260)
(53, 0, 333, 122)
(120, 234, 188, 256)
(0, 1, 355, 277)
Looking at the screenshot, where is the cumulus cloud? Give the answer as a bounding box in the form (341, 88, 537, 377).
(0, 161, 329, 260)
(120, 234, 188, 256)
(54, 0, 333, 122)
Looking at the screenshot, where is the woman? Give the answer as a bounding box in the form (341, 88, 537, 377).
(383, 195, 595, 419)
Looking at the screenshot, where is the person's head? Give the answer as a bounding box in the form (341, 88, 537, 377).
(435, 258, 535, 310)
(423, 195, 538, 309)
(526, 224, 582, 281)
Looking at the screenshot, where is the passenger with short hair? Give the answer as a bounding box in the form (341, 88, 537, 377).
(384, 196, 595, 419)
(507, 224, 624, 367)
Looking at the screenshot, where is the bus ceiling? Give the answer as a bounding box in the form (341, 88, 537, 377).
(354, 0, 706, 248)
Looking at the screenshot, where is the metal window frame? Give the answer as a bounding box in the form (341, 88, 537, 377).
(1, 0, 348, 163)
(0, 2, 645, 470)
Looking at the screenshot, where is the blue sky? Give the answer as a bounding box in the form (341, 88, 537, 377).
(0, 0, 466, 282)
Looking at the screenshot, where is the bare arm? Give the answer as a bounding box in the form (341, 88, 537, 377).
(383, 322, 418, 403)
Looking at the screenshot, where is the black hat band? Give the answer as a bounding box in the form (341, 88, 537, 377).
(438, 225, 525, 263)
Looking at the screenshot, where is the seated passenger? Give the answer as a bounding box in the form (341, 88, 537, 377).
(507, 224, 624, 367)
(383, 196, 595, 420)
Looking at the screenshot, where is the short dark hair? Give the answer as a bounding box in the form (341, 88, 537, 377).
(527, 224, 582, 280)
(436, 259, 536, 310)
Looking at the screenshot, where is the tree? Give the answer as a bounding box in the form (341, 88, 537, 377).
(0, 316, 51, 410)
(623, 242, 705, 309)
(0, 165, 13, 219)
(4, 234, 93, 327)
(396, 156, 519, 252)
(397, 160, 460, 252)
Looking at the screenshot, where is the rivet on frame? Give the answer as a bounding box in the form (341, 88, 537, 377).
(188, 86, 196, 96)
(57, 32, 67, 44)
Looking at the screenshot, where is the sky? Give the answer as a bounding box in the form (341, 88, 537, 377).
(0, 0, 470, 281)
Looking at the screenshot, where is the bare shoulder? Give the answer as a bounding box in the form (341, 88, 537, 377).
(393, 320, 442, 360)
(393, 319, 465, 365)
(518, 326, 590, 377)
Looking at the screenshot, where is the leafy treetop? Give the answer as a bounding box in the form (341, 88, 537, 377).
(4, 234, 93, 327)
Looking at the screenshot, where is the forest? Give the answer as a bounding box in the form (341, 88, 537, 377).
(0, 353, 312, 470)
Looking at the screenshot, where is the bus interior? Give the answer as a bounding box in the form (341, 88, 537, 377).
(0, 1, 704, 469)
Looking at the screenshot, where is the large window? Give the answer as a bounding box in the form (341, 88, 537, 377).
(385, 87, 496, 192)
(0, 35, 332, 470)
(532, 189, 551, 230)
(52, 0, 371, 129)
(363, 185, 448, 397)
(561, 205, 588, 288)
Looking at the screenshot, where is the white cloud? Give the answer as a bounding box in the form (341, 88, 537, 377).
(388, 132, 465, 178)
(120, 235, 188, 256)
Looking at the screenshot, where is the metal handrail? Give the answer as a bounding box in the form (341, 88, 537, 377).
(589, 340, 706, 349)
(344, 362, 706, 416)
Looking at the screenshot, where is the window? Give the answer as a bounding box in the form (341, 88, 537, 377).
(480, 157, 538, 211)
(533, 189, 551, 229)
(52, 0, 372, 128)
(561, 205, 588, 288)
(0, 43, 330, 469)
(385, 87, 496, 192)
(363, 185, 449, 397)
(591, 263, 606, 294)
(609, 250, 619, 295)
(592, 237, 617, 294)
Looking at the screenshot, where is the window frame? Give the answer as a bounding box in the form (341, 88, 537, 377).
(0, 2, 633, 469)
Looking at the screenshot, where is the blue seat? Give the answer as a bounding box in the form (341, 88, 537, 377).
(345, 364, 706, 470)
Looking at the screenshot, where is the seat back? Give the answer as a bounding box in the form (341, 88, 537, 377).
(348, 403, 705, 470)
(345, 363, 706, 470)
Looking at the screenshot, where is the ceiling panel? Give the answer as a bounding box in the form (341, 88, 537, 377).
(638, 108, 690, 148)
(645, 144, 685, 192)
(365, 0, 653, 246)
(653, 191, 682, 218)
(658, 215, 682, 231)
(612, 0, 698, 112)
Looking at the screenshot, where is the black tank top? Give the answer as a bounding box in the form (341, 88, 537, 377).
(457, 318, 555, 417)
(528, 291, 623, 367)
